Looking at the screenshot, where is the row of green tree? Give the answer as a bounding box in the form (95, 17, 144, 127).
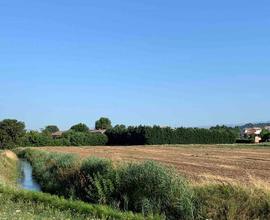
(105, 125, 240, 145)
(0, 118, 241, 149)
(22, 130, 108, 147)
(0, 119, 110, 149)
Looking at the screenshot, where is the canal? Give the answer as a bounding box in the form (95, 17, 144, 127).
(18, 159, 41, 192)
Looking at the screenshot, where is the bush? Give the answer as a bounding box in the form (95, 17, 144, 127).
(78, 157, 118, 205)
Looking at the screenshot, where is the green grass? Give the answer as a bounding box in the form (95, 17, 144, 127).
(0, 186, 157, 220)
(0, 193, 95, 220)
(0, 150, 159, 220)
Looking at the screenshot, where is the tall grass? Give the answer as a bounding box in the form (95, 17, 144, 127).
(193, 184, 270, 220)
(17, 148, 81, 197)
(116, 162, 194, 219)
(18, 148, 194, 219)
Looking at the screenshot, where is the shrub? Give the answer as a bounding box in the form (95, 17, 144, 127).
(78, 157, 118, 205)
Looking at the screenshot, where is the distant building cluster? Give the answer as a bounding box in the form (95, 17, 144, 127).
(243, 126, 270, 143)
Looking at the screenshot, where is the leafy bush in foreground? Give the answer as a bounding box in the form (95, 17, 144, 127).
(18, 148, 193, 219)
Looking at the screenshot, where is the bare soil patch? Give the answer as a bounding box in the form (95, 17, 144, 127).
(39, 145, 270, 184)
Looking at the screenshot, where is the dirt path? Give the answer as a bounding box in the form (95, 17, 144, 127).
(39, 145, 270, 184)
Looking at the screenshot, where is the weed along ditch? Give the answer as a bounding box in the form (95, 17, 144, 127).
(18, 158, 41, 192)
(12, 148, 270, 220)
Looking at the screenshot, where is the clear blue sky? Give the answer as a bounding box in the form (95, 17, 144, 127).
(0, 1, 269, 130)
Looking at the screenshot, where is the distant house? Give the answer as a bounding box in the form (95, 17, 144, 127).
(244, 127, 262, 136)
(89, 129, 106, 134)
(51, 131, 63, 138)
(265, 126, 270, 131)
(244, 127, 262, 143)
(51, 129, 106, 138)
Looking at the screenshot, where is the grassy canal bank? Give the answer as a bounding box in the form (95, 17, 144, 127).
(0, 150, 157, 220)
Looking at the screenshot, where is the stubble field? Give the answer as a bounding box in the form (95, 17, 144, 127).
(40, 145, 270, 185)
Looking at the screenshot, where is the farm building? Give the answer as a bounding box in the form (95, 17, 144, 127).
(51, 131, 63, 138)
(244, 127, 262, 143)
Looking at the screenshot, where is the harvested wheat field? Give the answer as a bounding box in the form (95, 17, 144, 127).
(40, 145, 270, 185)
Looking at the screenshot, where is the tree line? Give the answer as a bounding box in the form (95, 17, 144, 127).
(0, 118, 111, 149)
(0, 118, 241, 149)
(105, 125, 239, 145)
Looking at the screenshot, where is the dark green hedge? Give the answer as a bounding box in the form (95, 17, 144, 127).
(105, 125, 238, 145)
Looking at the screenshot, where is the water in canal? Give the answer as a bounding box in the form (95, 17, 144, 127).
(19, 159, 41, 192)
